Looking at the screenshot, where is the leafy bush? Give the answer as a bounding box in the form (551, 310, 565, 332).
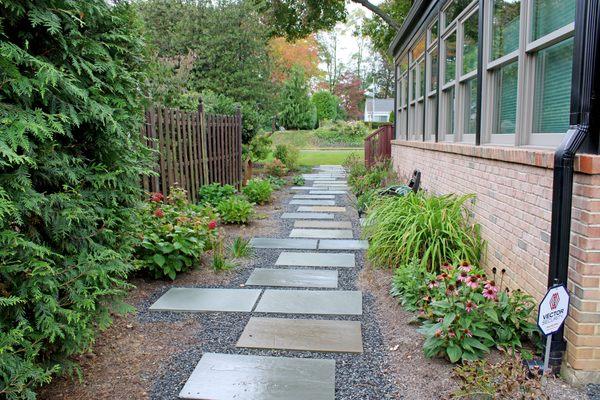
(243, 178, 274, 204)
(451, 353, 547, 399)
(211, 234, 235, 271)
(279, 66, 317, 130)
(391, 261, 537, 363)
(315, 120, 369, 146)
(273, 144, 299, 170)
(135, 189, 218, 280)
(197, 183, 236, 206)
(243, 133, 273, 163)
(363, 193, 484, 271)
(217, 196, 254, 224)
(293, 176, 306, 186)
(230, 237, 252, 258)
(267, 176, 286, 190)
(0, 1, 153, 396)
(264, 159, 288, 177)
(311, 90, 340, 123)
(202, 90, 263, 143)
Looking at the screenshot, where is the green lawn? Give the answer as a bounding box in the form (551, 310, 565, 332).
(298, 149, 363, 166)
(270, 129, 364, 149)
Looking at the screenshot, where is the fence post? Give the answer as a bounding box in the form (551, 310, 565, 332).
(236, 105, 243, 190)
(198, 98, 209, 185)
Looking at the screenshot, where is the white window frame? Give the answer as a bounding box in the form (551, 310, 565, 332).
(425, 19, 440, 141)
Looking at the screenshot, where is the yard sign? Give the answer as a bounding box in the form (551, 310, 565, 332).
(537, 285, 570, 377)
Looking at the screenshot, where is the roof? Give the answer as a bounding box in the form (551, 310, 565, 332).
(365, 98, 395, 113)
(388, 0, 436, 56)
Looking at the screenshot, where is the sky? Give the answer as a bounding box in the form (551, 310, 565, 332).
(335, 0, 383, 64)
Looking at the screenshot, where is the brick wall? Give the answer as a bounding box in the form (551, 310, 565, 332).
(391, 140, 600, 383)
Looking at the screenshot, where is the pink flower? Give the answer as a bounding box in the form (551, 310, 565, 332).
(434, 329, 443, 338)
(436, 272, 449, 281)
(428, 280, 439, 289)
(150, 192, 164, 202)
(448, 330, 456, 339)
(441, 262, 454, 271)
(465, 300, 477, 313)
(153, 208, 164, 218)
(457, 270, 469, 282)
(484, 281, 499, 293)
(466, 275, 479, 289)
(483, 288, 498, 300)
(446, 284, 458, 296)
(208, 220, 217, 230)
(463, 329, 473, 337)
(459, 263, 472, 272)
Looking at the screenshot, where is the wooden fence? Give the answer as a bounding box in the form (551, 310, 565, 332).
(141, 102, 243, 201)
(364, 124, 393, 168)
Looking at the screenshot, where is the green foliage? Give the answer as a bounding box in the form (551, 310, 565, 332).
(0, 0, 153, 396)
(265, 159, 288, 177)
(217, 196, 254, 224)
(391, 262, 537, 363)
(135, 189, 217, 280)
(244, 134, 273, 163)
(211, 236, 235, 271)
(202, 90, 263, 143)
(315, 120, 370, 146)
(267, 176, 287, 190)
(230, 237, 253, 258)
(362, 0, 412, 58)
(273, 144, 299, 170)
(389, 110, 395, 123)
(363, 193, 485, 271)
(279, 67, 317, 130)
(311, 91, 340, 123)
(243, 179, 274, 204)
(292, 176, 306, 186)
(451, 354, 548, 399)
(198, 183, 236, 207)
(348, 159, 396, 197)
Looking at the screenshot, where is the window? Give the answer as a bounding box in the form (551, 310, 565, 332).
(493, 61, 519, 134)
(531, 0, 576, 41)
(491, 0, 521, 60)
(465, 78, 478, 134)
(444, 0, 474, 28)
(443, 87, 456, 136)
(425, 20, 439, 140)
(462, 12, 478, 75)
(395, 55, 409, 140)
(444, 32, 457, 84)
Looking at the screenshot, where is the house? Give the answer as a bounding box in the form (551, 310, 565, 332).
(364, 98, 394, 122)
(388, 0, 599, 384)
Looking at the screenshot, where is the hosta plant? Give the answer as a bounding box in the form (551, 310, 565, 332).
(292, 175, 305, 186)
(243, 178, 273, 205)
(136, 188, 218, 280)
(267, 175, 286, 190)
(197, 183, 236, 207)
(217, 195, 254, 224)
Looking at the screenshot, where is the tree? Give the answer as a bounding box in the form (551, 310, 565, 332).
(269, 35, 321, 83)
(362, 0, 412, 57)
(312, 91, 340, 123)
(333, 72, 366, 120)
(256, 0, 401, 40)
(279, 67, 317, 129)
(0, 1, 152, 396)
(317, 29, 346, 92)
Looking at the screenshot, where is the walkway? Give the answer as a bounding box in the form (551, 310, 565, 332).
(148, 165, 397, 399)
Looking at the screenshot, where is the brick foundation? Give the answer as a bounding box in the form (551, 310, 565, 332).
(391, 139, 600, 383)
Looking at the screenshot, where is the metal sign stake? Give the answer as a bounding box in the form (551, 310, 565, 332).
(542, 334, 552, 385)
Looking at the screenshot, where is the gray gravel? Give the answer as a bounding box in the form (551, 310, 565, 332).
(142, 185, 401, 399)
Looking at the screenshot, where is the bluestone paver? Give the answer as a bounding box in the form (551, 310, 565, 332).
(237, 317, 363, 353)
(179, 353, 335, 400)
(293, 194, 336, 199)
(276, 251, 355, 268)
(289, 228, 353, 239)
(309, 190, 347, 195)
(245, 268, 338, 288)
(281, 212, 335, 219)
(149, 288, 261, 312)
(293, 220, 353, 229)
(297, 206, 346, 213)
(289, 200, 336, 206)
(255, 289, 362, 315)
(318, 239, 369, 250)
(249, 238, 317, 249)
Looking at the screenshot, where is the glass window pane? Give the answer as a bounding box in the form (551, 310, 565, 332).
(464, 78, 478, 134)
(418, 60, 425, 98)
(444, 32, 456, 84)
(531, 0, 576, 41)
(491, 0, 521, 60)
(462, 12, 479, 75)
(430, 20, 439, 44)
(444, 87, 455, 135)
(533, 38, 574, 133)
(412, 35, 426, 60)
(411, 68, 417, 101)
(401, 77, 407, 106)
(398, 56, 409, 75)
(444, 0, 473, 27)
(430, 48, 439, 92)
(493, 61, 518, 134)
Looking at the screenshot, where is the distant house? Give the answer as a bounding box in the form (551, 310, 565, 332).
(364, 98, 394, 123)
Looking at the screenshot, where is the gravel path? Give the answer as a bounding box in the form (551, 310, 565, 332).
(144, 179, 401, 399)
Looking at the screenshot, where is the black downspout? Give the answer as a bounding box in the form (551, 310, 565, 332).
(546, 0, 599, 370)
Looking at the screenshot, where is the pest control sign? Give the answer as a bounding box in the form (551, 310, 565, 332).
(537, 285, 570, 336)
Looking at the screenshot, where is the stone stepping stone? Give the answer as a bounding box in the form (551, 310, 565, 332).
(293, 194, 336, 200)
(246, 268, 338, 288)
(249, 238, 317, 249)
(281, 212, 335, 220)
(294, 220, 352, 229)
(297, 206, 346, 213)
(237, 317, 363, 353)
(179, 353, 335, 400)
(289, 199, 336, 206)
(291, 186, 323, 190)
(289, 228, 353, 239)
(310, 190, 347, 195)
(314, 182, 347, 186)
(255, 289, 362, 315)
(149, 288, 261, 313)
(318, 239, 369, 250)
(276, 251, 355, 268)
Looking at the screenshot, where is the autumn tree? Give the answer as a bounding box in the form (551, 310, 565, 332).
(333, 72, 366, 120)
(269, 35, 321, 83)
